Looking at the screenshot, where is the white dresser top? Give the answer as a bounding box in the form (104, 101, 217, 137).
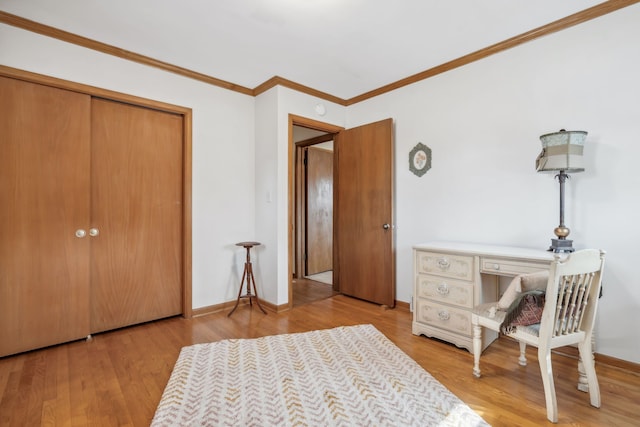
(413, 241, 559, 262)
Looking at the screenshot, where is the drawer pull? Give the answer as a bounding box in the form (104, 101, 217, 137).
(438, 310, 450, 321)
(492, 263, 500, 270)
(436, 283, 450, 296)
(437, 258, 450, 270)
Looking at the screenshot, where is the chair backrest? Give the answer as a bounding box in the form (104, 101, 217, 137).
(539, 249, 606, 341)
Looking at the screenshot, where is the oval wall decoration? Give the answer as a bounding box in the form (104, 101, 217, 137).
(409, 142, 431, 177)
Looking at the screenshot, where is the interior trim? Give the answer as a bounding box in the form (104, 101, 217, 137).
(288, 115, 345, 310)
(2, 1, 638, 104)
(552, 343, 640, 375)
(345, 0, 640, 105)
(253, 75, 345, 105)
(0, 11, 254, 96)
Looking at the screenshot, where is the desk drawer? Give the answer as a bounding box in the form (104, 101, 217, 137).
(481, 257, 549, 276)
(415, 299, 472, 336)
(416, 275, 474, 308)
(416, 251, 474, 281)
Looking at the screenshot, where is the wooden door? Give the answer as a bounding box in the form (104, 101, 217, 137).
(0, 76, 91, 357)
(306, 147, 333, 275)
(90, 99, 183, 333)
(334, 119, 395, 307)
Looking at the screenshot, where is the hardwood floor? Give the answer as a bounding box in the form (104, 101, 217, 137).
(1, 294, 638, 426)
(292, 276, 338, 307)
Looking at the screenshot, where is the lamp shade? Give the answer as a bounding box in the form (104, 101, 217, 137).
(535, 130, 586, 173)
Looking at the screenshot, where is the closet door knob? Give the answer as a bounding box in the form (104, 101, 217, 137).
(75, 229, 86, 238)
(89, 228, 99, 237)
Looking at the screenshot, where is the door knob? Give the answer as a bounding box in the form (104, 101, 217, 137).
(89, 228, 99, 237)
(75, 229, 86, 238)
(382, 223, 391, 230)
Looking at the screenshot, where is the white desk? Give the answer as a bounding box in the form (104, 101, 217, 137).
(412, 241, 593, 392)
(412, 241, 556, 353)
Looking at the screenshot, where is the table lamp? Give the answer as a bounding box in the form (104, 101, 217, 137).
(535, 129, 586, 253)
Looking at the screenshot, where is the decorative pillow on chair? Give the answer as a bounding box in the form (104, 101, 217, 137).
(500, 290, 546, 333)
(521, 270, 549, 291)
(497, 270, 549, 309)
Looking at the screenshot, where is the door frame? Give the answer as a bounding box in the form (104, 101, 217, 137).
(288, 114, 343, 310)
(0, 65, 194, 318)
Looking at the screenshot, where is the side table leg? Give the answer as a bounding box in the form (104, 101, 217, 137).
(227, 264, 248, 317)
(248, 264, 267, 314)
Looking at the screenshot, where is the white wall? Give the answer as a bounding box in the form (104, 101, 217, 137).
(0, 24, 256, 310)
(345, 5, 640, 363)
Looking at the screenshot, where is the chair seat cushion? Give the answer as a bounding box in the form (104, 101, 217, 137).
(473, 302, 507, 322)
(515, 323, 541, 336)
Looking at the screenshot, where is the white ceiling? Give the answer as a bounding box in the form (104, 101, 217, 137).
(1, 0, 604, 99)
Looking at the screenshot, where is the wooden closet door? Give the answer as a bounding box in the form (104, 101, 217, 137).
(90, 99, 183, 333)
(0, 76, 91, 357)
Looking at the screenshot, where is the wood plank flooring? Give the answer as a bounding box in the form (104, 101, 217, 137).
(1, 294, 638, 426)
(292, 276, 338, 307)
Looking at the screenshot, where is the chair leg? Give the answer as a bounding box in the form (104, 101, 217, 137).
(472, 323, 482, 377)
(538, 347, 558, 423)
(578, 339, 601, 408)
(518, 341, 527, 366)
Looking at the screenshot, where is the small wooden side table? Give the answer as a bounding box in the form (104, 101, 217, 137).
(228, 241, 267, 316)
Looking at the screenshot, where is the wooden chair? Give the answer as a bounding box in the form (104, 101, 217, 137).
(471, 249, 606, 423)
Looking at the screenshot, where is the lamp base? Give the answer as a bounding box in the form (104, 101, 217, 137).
(548, 238, 574, 253)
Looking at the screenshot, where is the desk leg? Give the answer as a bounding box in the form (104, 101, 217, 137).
(577, 334, 595, 392)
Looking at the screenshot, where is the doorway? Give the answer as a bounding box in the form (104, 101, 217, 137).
(287, 115, 395, 310)
(292, 124, 339, 307)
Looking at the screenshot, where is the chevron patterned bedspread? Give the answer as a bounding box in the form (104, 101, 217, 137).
(151, 324, 489, 426)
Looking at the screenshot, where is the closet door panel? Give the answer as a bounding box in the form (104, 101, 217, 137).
(0, 76, 91, 356)
(90, 99, 183, 333)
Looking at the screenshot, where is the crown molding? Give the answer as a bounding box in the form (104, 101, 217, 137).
(345, 0, 640, 105)
(0, 11, 254, 96)
(253, 75, 347, 105)
(1, 0, 638, 105)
